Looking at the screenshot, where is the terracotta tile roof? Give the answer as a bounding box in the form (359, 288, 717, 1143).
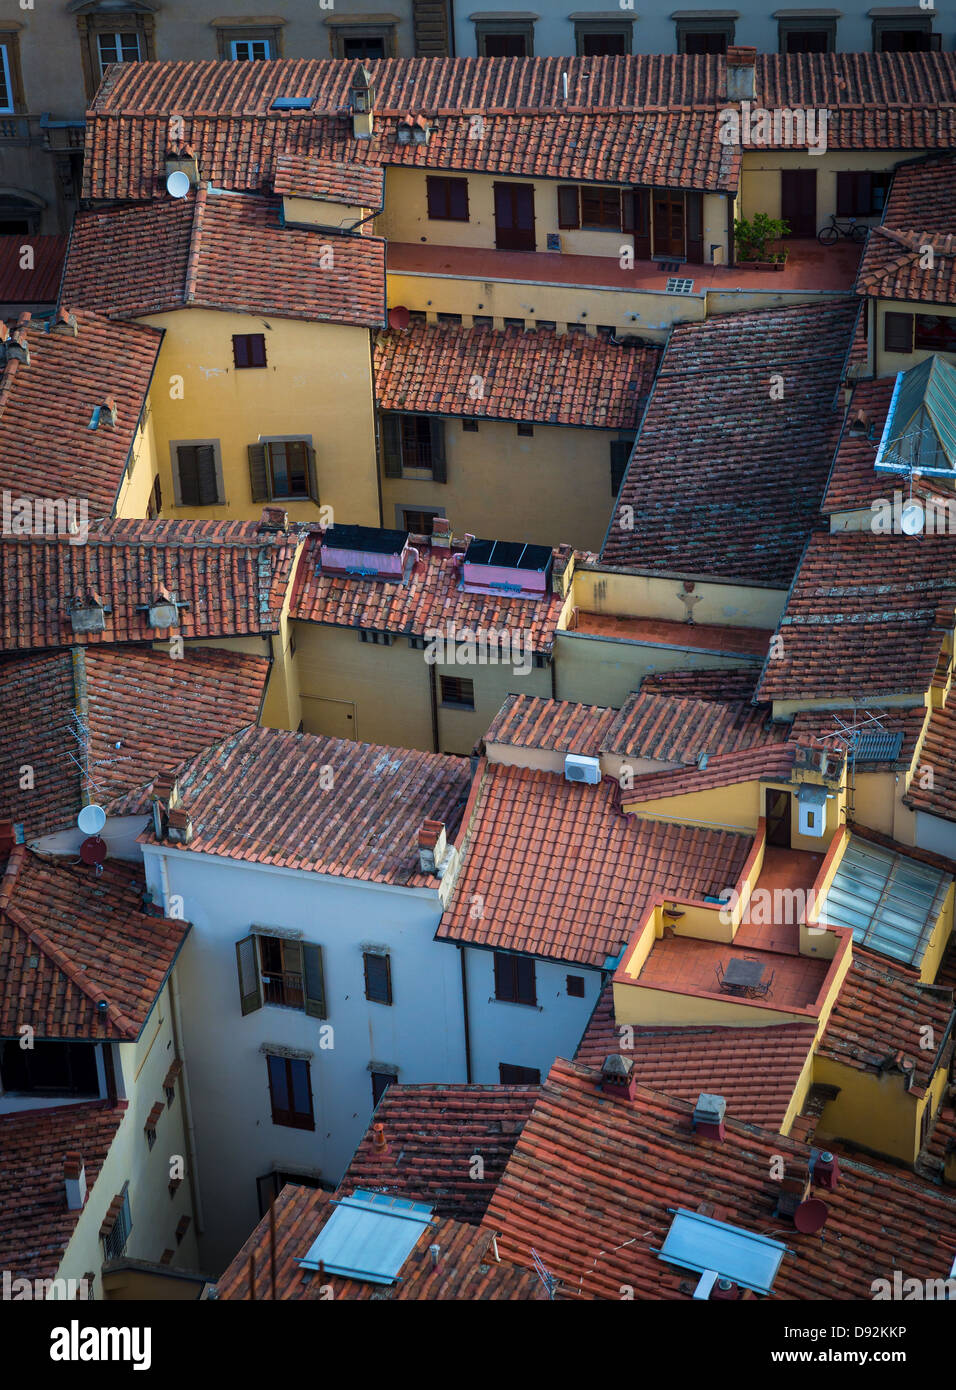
(571, 612, 773, 658)
(575, 985, 815, 1129)
(856, 154, 956, 307)
(216, 1182, 542, 1300)
(483, 694, 617, 756)
(374, 323, 659, 430)
(340, 1084, 538, 1223)
(61, 187, 386, 329)
(790, 705, 926, 772)
(273, 153, 385, 208)
(638, 666, 759, 701)
(623, 743, 807, 804)
(0, 309, 162, 516)
(0, 652, 80, 838)
(484, 1056, 956, 1300)
(903, 701, 956, 825)
(0, 847, 189, 1041)
(603, 691, 787, 763)
(438, 763, 753, 966)
(0, 1101, 125, 1283)
(82, 55, 956, 203)
(0, 235, 68, 305)
(0, 519, 297, 653)
(601, 299, 858, 585)
(289, 533, 568, 655)
(819, 947, 954, 1095)
(143, 725, 471, 888)
(756, 533, 956, 703)
(821, 378, 897, 515)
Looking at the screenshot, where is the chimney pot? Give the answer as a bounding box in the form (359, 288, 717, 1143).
(600, 1054, 639, 1102)
(64, 1152, 87, 1210)
(372, 1122, 388, 1154)
(692, 1092, 727, 1141)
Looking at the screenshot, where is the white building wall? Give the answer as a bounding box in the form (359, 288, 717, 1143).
(142, 846, 467, 1273)
(915, 810, 956, 861)
(463, 946, 603, 1084)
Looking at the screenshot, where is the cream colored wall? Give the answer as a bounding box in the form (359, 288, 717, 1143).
(113, 395, 161, 520)
(613, 979, 808, 1028)
(628, 780, 761, 833)
(140, 309, 379, 528)
(56, 980, 199, 1297)
(554, 630, 763, 707)
(780, 1046, 816, 1136)
(740, 151, 913, 231)
(573, 567, 786, 629)
(771, 692, 921, 720)
(850, 770, 900, 836)
(814, 1056, 922, 1164)
(282, 195, 371, 232)
(873, 298, 956, 379)
(382, 419, 623, 551)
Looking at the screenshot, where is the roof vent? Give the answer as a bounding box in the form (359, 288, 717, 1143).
(88, 396, 118, 430)
(848, 408, 872, 439)
(600, 1054, 638, 1102)
(351, 65, 374, 139)
(165, 145, 200, 188)
(166, 808, 193, 846)
(69, 592, 108, 635)
(0, 322, 29, 365)
(49, 308, 78, 337)
(774, 1166, 812, 1221)
(397, 113, 430, 144)
(64, 1153, 86, 1210)
(565, 753, 601, 785)
(692, 1093, 726, 1142)
(809, 1148, 840, 1191)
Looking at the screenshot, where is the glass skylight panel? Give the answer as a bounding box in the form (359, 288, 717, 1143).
(821, 839, 950, 967)
(658, 1208, 787, 1295)
(298, 1190, 434, 1284)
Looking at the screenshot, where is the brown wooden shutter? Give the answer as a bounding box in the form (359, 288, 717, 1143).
(621, 190, 636, 233)
(610, 439, 632, 495)
(303, 943, 325, 1018)
(232, 335, 249, 368)
(632, 189, 651, 259)
(884, 311, 914, 354)
(685, 191, 704, 263)
(305, 444, 319, 504)
(557, 185, 580, 230)
(196, 444, 219, 505)
(836, 172, 854, 217)
(236, 936, 262, 1015)
(381, 414, 403, 477)
(426, 176, 445, 219)
(428, 418, 446, 482)
(247, 443, 270, 501)
(176, 446, 200, 506)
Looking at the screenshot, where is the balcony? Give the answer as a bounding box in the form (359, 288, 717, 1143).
(0, 113, 85, 151)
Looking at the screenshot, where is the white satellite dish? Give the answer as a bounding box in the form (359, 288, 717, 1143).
(900, 500, 924, 536)
(77, 804, 107, 836)
(166, 169, 191, 200)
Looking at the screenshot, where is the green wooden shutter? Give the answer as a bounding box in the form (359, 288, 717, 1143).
(557, 185, 580, 229)
(236, 936, 262, 1015)
(306, 444, 319, 504)
(610, 439, 632, 495)
(196, 444, 219, 505)
(176, 446, 200, 507)
(303, 943, 326, 1019)
(248, 443, 270, 501)
(381, 414, 403, 478)
(429, 418, 447, 482)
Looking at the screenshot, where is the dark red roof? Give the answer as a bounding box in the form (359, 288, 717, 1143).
(62, 187, 386, 329)
(273, 153, 385, 208)
(0, 848, 189, 1041)
(604, 690, 786, 762)
(623, 744, 814, 804)
(0, 652, 79, 838)
(600, 299, 859, 586)
(904, 701, 956, 825)
(374, 322, 659, 429)
(639, 666, 759, 702)
(341, 1084, 538, 1223)
(856, 153, 956, 307)
(484, 694, 617, 756)
(0, 236, 67, 305)
(821, 378, 898, 515)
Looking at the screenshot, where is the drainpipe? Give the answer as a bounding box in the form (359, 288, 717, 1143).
(160, 852, 205, 1234)
(459, 945, 472, 1082)
(429, 658, 440, 753)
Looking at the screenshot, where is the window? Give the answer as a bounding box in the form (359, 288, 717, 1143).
(536, 320, 557, 331)
(257, 1170, 323, 1218)
(475, 23, 533, 57)
(102, 1186, 132, 1262)
(359, 629, 393, 646)
(472, 315, 493, 328)
(676, 19, 734, 54)
(77, 12, 155, 100)
(408, 310, 428, 325)
(567, 975, 585, 998)
(581, 187, 624, 230)
(233, 333, 267, 369)
(437, 312, 463, 325)
(0, 39, 17, 114)
(97, 31, 141, 75)
(462, 419, 479, 433)
(146, 474, 162, 520)
(836, 172, 892, 218)
(342, 35, 387, 60)
(171, 441, 224, 507)
(499, 1063, 540, 1084)
(610, 438, 633, 494)
(231, 38, 273, 60)
(873, 20, 937, 52)
(400, 508, 443, 535)
(884, 311, 914, 354)
(235, 933, 326, 1017)
(778, 21, 835, 53)
(517, 423, 534, 437)
(381, 414, 447, 481)
(559, 185, 633, 233)
(426, 176, 469, 222)
(575, 23, 632, 55)
(494, 952, 536, 1005)
(248, 439, 318, 503)
(440, 675, 475, 710)
(371, 1070, 396, 1106)
(364, 952, 393, 1005)
(216, 24, 283, 60)
(0, 1040, 98, 1095)
(266, 1054, 314, 1130)
(916, 315, 956, 353)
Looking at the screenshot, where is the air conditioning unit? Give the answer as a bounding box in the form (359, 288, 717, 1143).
(564, 753, 601, 785)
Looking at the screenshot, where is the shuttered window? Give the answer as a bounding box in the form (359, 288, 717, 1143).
(379, 414, 446, 482)
(363, 952, 392, 1005)
(426, 175, 469, 221)
(557, 185, 580, 229)
(235, 934, 325, 1018)
(232, 333, 267, 368)
(884, 312, 914, 354)
(580, 187, 623, 229)
(247, 440, 318, 502)
(494, 951, 536, 1005)
(174, 443, 221, 506)
(266, 1055, 314, 1130)
(610, 438, 632, 495)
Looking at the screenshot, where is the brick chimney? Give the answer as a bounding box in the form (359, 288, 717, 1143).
(418, 819, 447, 874)
(372, 1122, 388, 1154)
(692, 1092, 726, 1141)
(49, 308, 78, 337)
(166, 807, 193, 845)
(431, 516, 453, 550)
(64, 1152, 86, 1210)
(725, 45, 757, 101)
(259, 506, 288, 533)
(600, 1054, 638, 1102)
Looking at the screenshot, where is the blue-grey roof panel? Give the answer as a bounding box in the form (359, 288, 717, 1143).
(658, 1208, 787, 1294)
(298, 1190, 434, 1284)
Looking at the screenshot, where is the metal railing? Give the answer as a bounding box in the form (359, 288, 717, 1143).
(0, 112, 85, 149)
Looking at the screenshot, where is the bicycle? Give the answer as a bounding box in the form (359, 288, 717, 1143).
(817, 214, 868, 246)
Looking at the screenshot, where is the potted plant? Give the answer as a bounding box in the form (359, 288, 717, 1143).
(734, 213, 791, 271)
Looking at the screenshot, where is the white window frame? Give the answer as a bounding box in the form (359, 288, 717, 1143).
(0, 44, 13, 114)
(97, 30, 142, 78)
(230, 38, 273, 61)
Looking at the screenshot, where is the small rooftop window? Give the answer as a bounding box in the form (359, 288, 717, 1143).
(298, 1190, 434, 1284)
(271, 97, 313, 112)
(658, 1207, 786, 1296)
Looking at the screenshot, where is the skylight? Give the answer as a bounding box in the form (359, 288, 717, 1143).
(666, 277, 695, 295)
(657, 1208, 787, 1295)
(271, 97, 314, 112)
(298, 1191, 434, 1285)
(875, 355, 956, 478)
(820, 837, 950, 968)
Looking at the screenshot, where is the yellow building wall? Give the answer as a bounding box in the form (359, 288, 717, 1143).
(113, 396, 162, 520)
(814, 1056, 926, 1164)
(781, 1045, 817, 1137)
(612, 979, 809, 1028)
(572, 567, 786, 630)
(617, 907, 661, 981)
(382, 419, 623, 552)
(282, 195, 371, 232)
(850, 771, 902, 835)
(626, 779, 762, 833)
(919, 881, 954, 986)
(139, 308, 379, 528)
(554, 630, 764, 707)
(872, 298, 956, 379)
(739, 151, 914, 233)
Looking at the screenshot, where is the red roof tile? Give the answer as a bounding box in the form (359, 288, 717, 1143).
(375, 322, 659, 429)
(790, 705, 926, 772)
(0, 236, 68, 305)
(62, 187, 386, 329)
(289, 532, 567, 655)
(143, 725, 471, 888)
(821, 378, 899, 515)
(903, 701, 956, 825)
(756, 533, 956, 703)
(0, 652, 80, 837)
(0, 1101, 125, 1283)
(604, 690, 787, 763)
(0, 848, 189, 1041)
(575, 985, 815, 1129)
(0, 519, 297, 653)
(273, 153, 385, 208)
(439, 762, 753, 966)
(483, 694, 617, 756)
(216, 1183, 542, 1300)
(639, 666, 759, 701)
(0, 309, 162, 515)
(341, 1084, 538, 1223)
(623, 743, 821, 804)
(856, 153, 956, 307)
(601, 299, 859, 585)
(483, 1056, 956, 1300)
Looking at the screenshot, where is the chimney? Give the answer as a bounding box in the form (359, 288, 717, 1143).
(551, 543, 574, 597)
(49, 308, 78, 337)
(428, 1243, 441, 1269)
(259, 506, 289, 533)
(89, 395, 118, 429)
(848, 408, 872, 438)
(64, 1152, 86, 1210)
(0, 321, 30, 365)
(692, 1092, 726, 1141)
(725, 46, 757, 102)
(431, 516, 453, 550)
(166, 807, 193, 845)
(774, 1166, 812, 1221)
(418, 819, 447, 874)
(810, 1149, 840, 1191)
(372, 1122, 388, 1154)
(69, 592, 107, 635)
(351, 65, 374, 140)
(600, 1054, 639, 1102)
(165, 142, 201, 187)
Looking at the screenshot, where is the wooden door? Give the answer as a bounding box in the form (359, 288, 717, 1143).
(780, 169, 817, 238)
(300, 696, 356, 740)
(652, 191, 685, 258)
(494, 182, 536, 250)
